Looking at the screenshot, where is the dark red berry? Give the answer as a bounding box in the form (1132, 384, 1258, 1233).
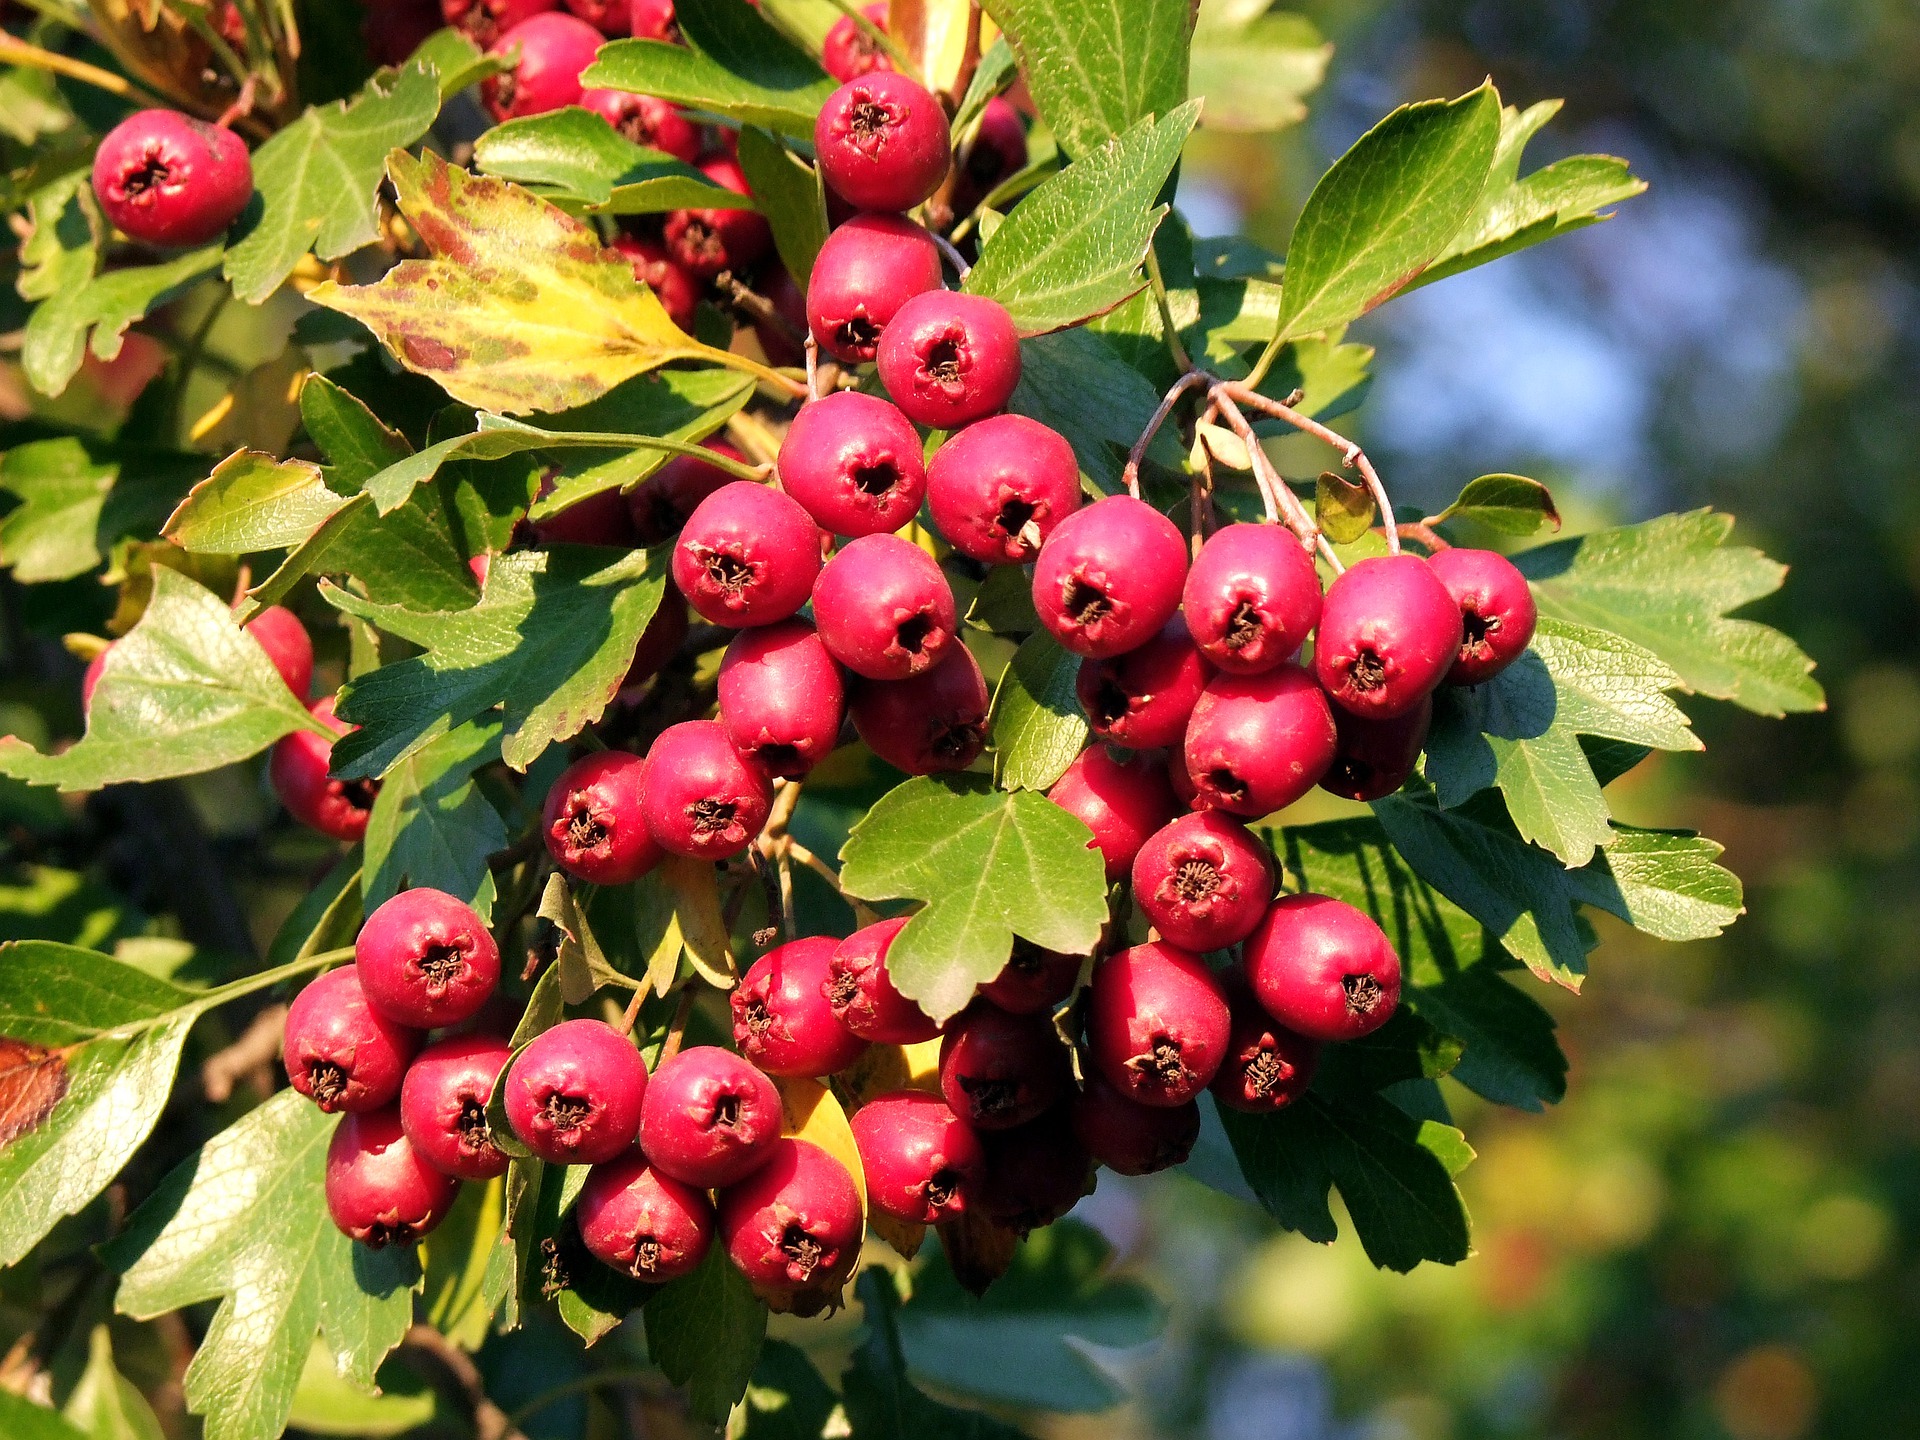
(1313, 554, 1464, 720)
(813, 534, 957, 681)
(979, 942, 1081, 1015)
(753, 263, 809, 366)
(284, 967, 419, 1114)
(821, 2, 891, 81)
(504, 1018, 649, 1163)
(271, 696, 378, 843)
(1182, 523, 1322, 675)
(814, 71, 953, 213)
(542, 749, 661, 885)
(1426, 546, 1539, 685)
(1071, 1072, 1198, 1175)
(639, 1045, 782, 1188)
(1210, 979, 1320, 1113)
(584, 93, 699, 161)
(627, 440, 743, 544)
(1166, 741, 1198, 810)
(365, 0, 444, 65)
(1244, 892, 1402, 1042)
(717, 1138, 863, 1297)
(578, 1152, 714, 1282)
(1131, 810, 1273, 952)
(664, 154, 774, 278)
(876, 290, 1022, 430)
(325, 1107, 457, 1247)
(926, 413, 1080, 564)
(1320, 696, 1430, 802)
(621, 590, 691, 689)
(850, 644, 990, 775)
(1031, 495, 1187, 659)
(246, 604, 313, 700)
(399, 1034, 513, 1181)
(778, 391, 928, 536)
(1183, 664, 1337, 817)
(628, 0, 674, 39)
(1075, 616, 1209, 749)
(641, 719, 773, 858)
(672, 481, 821, 628)
(977, 1107, 1090, 1233)
(732, 936, 869, 1077)
(355, 888, 500, 1030)
(805, 214, 943, 364)
(91, 110, 252, 248)
(533, 479, 641, 547)
(717, 619, 845, 779)
(938, 1001, 1069, 1130)
(826, 917, 941, 1044)
(441, 0, 555, 48)
(850, 1089, 982, 1224)
(1085, 941, 1230, 1107)
(610, 232, 700, 329)
(563, 0, 629, 34)
(1047, 744, 1177, 882)
(483, 12, 603, 120)
(953, 97, 1027, 213)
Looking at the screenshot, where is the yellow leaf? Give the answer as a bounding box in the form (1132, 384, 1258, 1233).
(768, 1075, 871, 1312)
(889, 0, 975, 95)
(660, 854, 736, 987)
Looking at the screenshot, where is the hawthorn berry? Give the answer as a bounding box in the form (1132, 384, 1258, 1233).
(814, 71, 953, 213)
(246, 605, 314, 700)
(639, 1044, 782, 1188)
(1075, 617, 1210, 749)
(826, 917, 941, 1044)
(440, 0, 555, 48)
(627, 440, 744, 544)
(849, 643, 990, 775)
(584, 93, 699, 160)
(717, 619, 846, 779)
(1320, 696, 1430, 802)
(953, 97, 1028, 214)
(270, 696, 378, 843)
(977, 1107, 1091, 1234)
(821, 2, 891, 81)
(753, 263, 809, 366)
(483, 12, 604, 121)
(541, 749, 661, 885)
(91, 110, 252, 248)
(365, 0, 445, 65)
(622, 590, 691, 688)
(1071, 1072, 1199, 1176)
(850, 1089, 983, 1224)
(532, 480, 640, 547)
(1183, 664, 1337, 817)
(671, 481, 822, 627)
(664, 154, 774, 278)
(1210, 980, 1320, 1114)
(717, 1138, 864, 1298)
(610, 232, 700, 329)
(1182, 523, 1323, 674)
(938, 1000, 1070, 1130)
(325, 1107, 458, 1247)
(1031, 496, 1188, 659)
(1131, 810, 1274, 952)
(805, 215, 943, 364)
(504, 1018, 650, 1164)
(1313, 554, 1464, 720)
(1426, 546, 1539, 685)
(733, 936, 869, 1077)
(283, 966, 419, 1114)
(813, 534, 957, 681)
(628, 0, 674, 39)
(563, 0, 629, 34)
(979, 941, 1081, 1015)
(1244, 892, 1402, 1042)
(1047, 744, 1177, 882)
(640, 719, 773, 858)
(399, 1034, 513, 1181)
(777, 391, 929, 536)
(925, 413, 1081, 565)
(577, 1153, 715, 1283)
(355, 888, 500, 1030)
(875, 290, 1022, 430)
(1085, 941, 1230, 1107)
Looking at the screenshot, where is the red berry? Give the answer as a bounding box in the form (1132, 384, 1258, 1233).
(1075, 616, 1209, 749)
(639, 1045, 782, 1188)
(504, 1018, 649, 1163)
(1183, 664, 1337, 817)
(664, 154, 773, 278)
(1131, 811, 1273, 952)
(953, 97, 1028, 212)
(671, 481, 822, 627)
(325, 1107, 458, 1247)
(355, 888, 500, 1029)
(541, 749, 661, 885)
(641, 719, 773, 858)
(821, 2, 891, 81)
(1426, 547, 1539, 685)
(753, 263, 809, 366)
(1071, 1072, 1198, 1175)
(584, 93, 699, 161)
(283, 967, 420, 1114)
(483, 12, 603, 120)
(271, 696, 378, 843)
(627, 440, 743, 544)
(441, 0, 556, 47)
(814, 71, 952, 213)
(717, 1138, 863, 1297)
(826, 917, 941, 1044)
(1182, 523, 1322, 674)
(1244, 892, 1402, 1042)
(365, 0, 445, 65)
(622, 590, 690, 688)
(777, 391, 928, 536)
(1047, 744, 1177, 883)
(1320, 696, 1431, 802)
(1031, 495, 1187, 659)
(732, 936, 869, 1077)
(938, 1001, 1069, 1130)
(813, 534, 957, 681)
(399, 1034, 513, 1180)
(564, 0, 629, 34)
(91, 110, 252, 249)
(978, 942, 1080, 1015)
(977, 1107, 1090, 1233)
(1085, 941, 1230, 1107)
(1210, 980, 1320, 1113)
(850, 1089, 982, 1224)
(875, 290, 1021, 430)
(577, 1152, 715, 1282)
(533, 479, 640, 547)
(805, 214, 943, 363)
(849, 643, 990, 775)
(628, 0, 674, 39)
(609, 232, 700, 329)
(926, 413, 1079, 565)
(1166, 741, 1198, 810)
(717, 619, 845, 779)
(246, 604, 314, 700)
(1313, 554, 1464, 720)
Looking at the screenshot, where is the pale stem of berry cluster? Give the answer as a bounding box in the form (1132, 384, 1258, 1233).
(1121, 370, 1209, 497)
(931, 231, 973, 281)
(1189, 400, 1219, 556)
(1206, 386, 1344, 572)
(1218, 380, 1401, 555)
(805, 336, 822, 402)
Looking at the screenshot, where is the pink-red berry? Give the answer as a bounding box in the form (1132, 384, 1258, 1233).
(584, 91, 699, 160)
(812, 533, 957, 681)
(1313, 554, 1464, 720)
(1071, 1072, 1198, 1175)
(639, 1045, 782, 1188)
(1131, 810, 1273, 952)
(270, 696, 378, 843)
(610, 232, 700, 329)
(814, 71, 952, 212)
(717, 619, 846, 779)
(926, 413, 1080, 564)
(577, 1153, 714, 1282)
(627, 440, 743, 544)
(977, 1108, 1090, 1234)
(1183, 664, 1337, 817)
(979, 942, 1081, 1015)
(1320, 697, 1430, 802)
(355, 887, 500, 1030)
(806, 215, 943, 364)
(246, 604, 314, 700)
(876, 290, 1021, 430)
(1426, 546, 1538, 685)
(283, 967, 419, 1115)
(717, 1138, 863, 1297)
(826, 917, 941, 1044)
(821, 2, 891, 81)
(483, 12, 603, 120)
(563, 0, 629, 34)
(542, 749, 662, 885)
(1084, 942, 1230, 1107)
(533, 481, 640, 548)
(399, 1034, 513, 1181)
(325, 1107, 458, 1247)
(671, 481, 822, 627)
(850, 644, 990, 775)
(1047, 745, 1177, 882)
(92, 110, 252, 248)
(1075, 616, 1209, 749)
(938, 1001, 1069, 1130)
(1210, 980, 1320, 1113)
(953, 97, 1027, 213)
(441, 0, 555, 47)
(777, 391, 928, 537)
(1031, 496, 1187, 658)
(733, 936, 869, 1077)
(1182, 523, 1322, 674)
(1243, 892, 1402, 1042)
(504, 1018, 649, 1164)
(664, 154, 774, 278)
(850, 1089, 982, 1224)
(641, 719, 773, 859)
(628, 0, 674, 39)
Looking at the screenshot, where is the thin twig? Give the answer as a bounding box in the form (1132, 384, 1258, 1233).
(1189, 401, 1218, 557)
(613, 984, 646, 1037)
(1144, 247, 1191, 373)
(1122, 370, 1209, 498)
(1392, 520, 1452, 553)
(720, 272, 805, 346)
(805, 335, 821, 402)
(403, 1326, 527, 1440)
(931, 231, 972, 281)
(199, 1004, 286, 1103)
(1209, 388, 1314, 544)
(0, 33, 166, 106)
(658, 986, 695, 1066)
(1216, 380, 1399, 554)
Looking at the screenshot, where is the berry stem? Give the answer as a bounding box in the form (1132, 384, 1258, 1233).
(697, 344, 809, 401)
(1144, 247, 1193, 374)
(1391, 520, 1453, 553)
(542, 430, 773, 483)
(805, 335, 822, 402)
(1122, 370, 1209, 498)
(1213, 379, 1400, 555)
(1189, 401, 1218, 558)
(658, 985, 696, 1066)
(1208, 387, 1328, 563)
(720, 273, 806, 347)
(930, 231, 973, 281)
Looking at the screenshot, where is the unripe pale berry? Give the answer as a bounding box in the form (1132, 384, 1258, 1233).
(1313, 554, 1464, 720)
(1320, 696, 1430, 802)
(1085, 941, 1231, 1107)
(850, 1089, 983, 1224)
(582, 90, 699, 161)
(1210, 980, 1320, 1114)
(355, 887, 500, 1030)
(821, 2, 891, 81)
(641, 719, 773, 859)
(577, 1152, 715, 1283)
(542, 749, 661, 885)
(325, 1107, 458, 1247)
(270, 696, 378, 843)
(92, 110, 252, 248)
(483, 12, 603, 120)
(826, 917, 941, 1044)
(664, 154, 774, 278)
(977, 1107, 1091, 1234)
(246, 604, 314, 700)
(813, 533, 957, 681)
(1183, 664, 1337, 817)
(1071, 1072, 1198, 1176)
(876, 290, 1022, 430)
(979, 942, 1081, 1015)
(671, 481, 822, 628)
(733, 936, 869, 1077)
(1425, 546, 1539, 685)
(938, 1001, 1070, 1130)
(284, 967, 420, 1114)
(778, 391, 928, 537)
(1131, 810, 1273, 952)
(399, 1034, 513, 1181)
(627, 441, 744, 544)
(505, 1018, 649, 1164)
(926, 413, 1080, 564)
(440, 0, 555, 48)
(1075, 616, 1209, 749)
(814, 71, 953, 213)
(639, 1045, 782, 1188)
(1182, 523, 1322, 674)
(717, 1138, 864, 1298)
(609, 232, 700, 329)
(1046, 744, 1177, 882)
(850, 643, 990, 775)
(806, 215, 943, 364)
(1032, 496, 1187, 658)
(1244, 892, 1402, 1042)
(717, 619, 845, 779)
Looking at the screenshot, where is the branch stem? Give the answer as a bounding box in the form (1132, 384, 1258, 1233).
(1122, 370, 1209, 498)
(1215, 380, 1398, 553)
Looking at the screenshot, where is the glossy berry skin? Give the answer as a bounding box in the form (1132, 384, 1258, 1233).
(826, 917, 941, 1044)
(1085, 942, 1230, 1107)
(718, 620, 845, 779)
(1244, 892, 1402, 1042)
(640, 719, 773, 859)
(92, 111, 252, 248)
(813, 534, 957, 681)
(610, 232, 699, 329)
(777, 391, 928, 537)
(850, 644, 990, 775)
(806, 215, 943, 364)
(1321, 696, 1430, 802)
(577, 1153, 714, 1283)
(325, 1108, 457, 1247)
(1032, 496, 1188, 659)
(1132, 811, 1273, 952)
(850, 1090, 983, 1224)
(483, 12, 604, 121)
(876, 290, 1021, 430)
(441, 0, 556, 47)
(504, 1018, 649, 1164)
(1047, 745, 1177, 883)
(979, 943, 1081, 1015)
(246, 605, 313, 700)
(954, 97, 1028, 212)
(639, 1045, 782, 1188)
(1071, 1072, 1199, 1175)
(356, 888, 500, 1030)
(284, 967, 419, 1115)
(1426, 547, 1539, 685)
(270, 697, 377, 842)
(978, 1108, 1091, 1234)
(1182, 523, 1323, 674)
(1313, 554, 1464, 720)
(564, 0, 629, 34)
(584, 93, 699, 160)
(542, 749, 661, 884)
(399, 1035, 513, 1181)
(821, 2, 890, 81)
(628, 0, 674, 38)
(1183, 664, 1337, 818)
(671, 481, 822, 627)
(1210, 982, 1320, 1114)
(938, 1001, 1069, 1130)
(1075, 617, 1209, 749)
(717, 1138, 863, 1298)
(926, 413, 1080, 565)
(814, 71, 953, 212)
(665, 154, 774, 278)
(628, 441, 743, 544)
(732, 936, 868, 1077)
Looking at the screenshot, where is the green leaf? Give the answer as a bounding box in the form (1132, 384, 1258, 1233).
(838, 776, 1108, 1021)
(1314, 470, 1375, 544)
(286, 1344, 446, 1437)
(966, 103, 1199, 335)
(1188, 12, 1330, 133)
(1429, 473, 1560, 536)
(407, 27, 506, 99)
(1514, 509, 1824, 717)
(845, 1269, 1035, 1440)
(0, 1394, 86, 1440)
(989, 633, 1089, 792)
(737, 1341, 839, 1440)
(953, 35, 1019, 137)
(64, 1325, 165, 1440)
(223, 61, 443, 304)
(1314, 1008, 1464, 1097)
(22, 245, 221, 398)
(1007, 327, 1173, 491)
(420, 1177, 507, 1351)
(362, 720, 507, 920)
(966, 562, 1040, 636)
(1574, 826, 1745, 942)
(109, 1091, 420, 1440)
(473, 108, 752, 211)
(982, 0, 1195, 157)
(736, 125, 828, 285)
(539, 873, 635, 1003)
(643, 1240, 767, 1425)
(1274, 85, 1501, 340)
(301, 374, 414, 489)
(163, 451, 347, 555)
(17, 170, 98, 304)
(0, 438, 201, 583)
